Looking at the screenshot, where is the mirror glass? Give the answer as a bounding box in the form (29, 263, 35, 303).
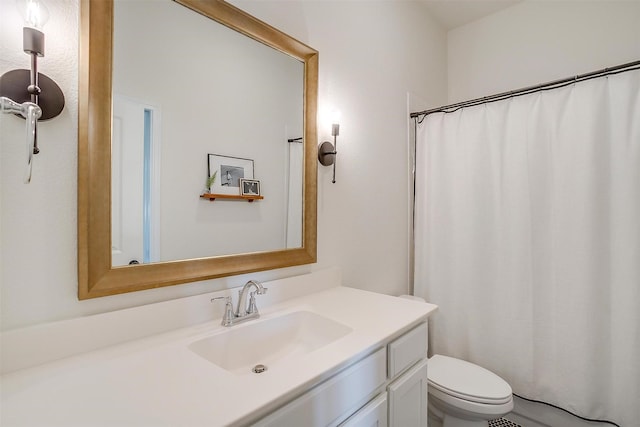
(111, 0, 305, 266)
(78, 0, 318, 299)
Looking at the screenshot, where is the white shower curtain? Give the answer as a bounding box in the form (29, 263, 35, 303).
(414, 69, 639, 426)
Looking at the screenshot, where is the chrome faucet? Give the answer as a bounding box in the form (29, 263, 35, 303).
(236, 280, 267, 316)
(211, 280, 268, 327)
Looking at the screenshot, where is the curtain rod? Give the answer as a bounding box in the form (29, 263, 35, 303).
(410, 59, 640, 120)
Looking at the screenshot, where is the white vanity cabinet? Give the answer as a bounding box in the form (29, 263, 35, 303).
(252, 322, 428, 427)
(1, 282, 438, 427)
(386, 322, 429, 427)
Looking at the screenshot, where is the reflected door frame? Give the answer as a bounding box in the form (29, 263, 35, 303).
(111, 94, 162, 266)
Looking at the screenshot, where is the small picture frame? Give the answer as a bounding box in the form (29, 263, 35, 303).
(207, 154, 254, 195)
(240, 179, 261, 196)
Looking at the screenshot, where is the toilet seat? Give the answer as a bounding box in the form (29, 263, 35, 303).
(428, 355, 512, 405)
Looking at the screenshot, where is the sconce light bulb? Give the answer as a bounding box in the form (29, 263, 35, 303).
(329, 109, 341, 136)
(18, 0, 49, 29)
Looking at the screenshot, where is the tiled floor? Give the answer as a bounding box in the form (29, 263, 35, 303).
(489, 418, 523, 427)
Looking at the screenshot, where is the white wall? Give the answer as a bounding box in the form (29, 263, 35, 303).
(448, 0, 640, 103)
(0, 0, 446, 330)
(235, 0, 448, 296)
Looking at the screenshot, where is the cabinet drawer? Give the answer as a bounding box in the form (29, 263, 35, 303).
(254, 348, 387, 427)
(387, 322, 427, 378)
(339, 393, 387, 427)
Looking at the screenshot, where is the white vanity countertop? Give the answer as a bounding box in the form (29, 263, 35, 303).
(0, 286, 437, 427)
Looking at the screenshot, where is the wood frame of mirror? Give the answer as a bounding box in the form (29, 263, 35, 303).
(78, 0, 318, 300)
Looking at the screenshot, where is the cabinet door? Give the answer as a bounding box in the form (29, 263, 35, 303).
(340, 393, 388, 427)
(387, 359, 428, 427)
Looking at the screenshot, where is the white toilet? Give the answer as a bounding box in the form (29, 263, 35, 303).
(427, 354, 514, 427)
(398, 295, 513, 427)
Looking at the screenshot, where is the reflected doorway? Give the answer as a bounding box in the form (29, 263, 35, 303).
(112, 94, 161, 266)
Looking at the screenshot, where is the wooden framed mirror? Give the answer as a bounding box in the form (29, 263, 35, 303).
(78, 0, 318, 299)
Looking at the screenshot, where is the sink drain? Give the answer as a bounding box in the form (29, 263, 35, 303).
(252, 364, 267, 374)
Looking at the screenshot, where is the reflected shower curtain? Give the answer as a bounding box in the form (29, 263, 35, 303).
(286, 141, 303, 248)
(414, 69, 640, 425)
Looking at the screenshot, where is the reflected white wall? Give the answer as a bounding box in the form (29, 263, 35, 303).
(113, 0, 303, 260)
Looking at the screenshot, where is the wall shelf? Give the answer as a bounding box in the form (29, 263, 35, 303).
(200, 193, 264, 203)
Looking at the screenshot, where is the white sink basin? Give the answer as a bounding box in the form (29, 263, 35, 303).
(188, 311, 353, 375)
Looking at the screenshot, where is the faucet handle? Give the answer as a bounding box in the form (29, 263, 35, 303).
(247, 287, 268, 314)
(211, 296, 235, 327)
(247, 291, 258, 315)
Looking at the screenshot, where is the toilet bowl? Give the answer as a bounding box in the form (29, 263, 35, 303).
(427, 355, 514, 427)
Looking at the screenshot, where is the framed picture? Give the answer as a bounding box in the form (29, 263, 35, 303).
(240, 179, 261, 196)
(207, 154, 254, 195)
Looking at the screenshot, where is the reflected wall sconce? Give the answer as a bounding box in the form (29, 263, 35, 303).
(0, 0, 65, 183)
(318, 121, 340, 184)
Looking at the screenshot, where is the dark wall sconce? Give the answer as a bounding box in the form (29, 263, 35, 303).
(318, 122, 340, 183)
(0, 0, 65, 183)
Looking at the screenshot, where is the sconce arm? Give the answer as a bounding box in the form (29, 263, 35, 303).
(1, 97, 42, 183)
